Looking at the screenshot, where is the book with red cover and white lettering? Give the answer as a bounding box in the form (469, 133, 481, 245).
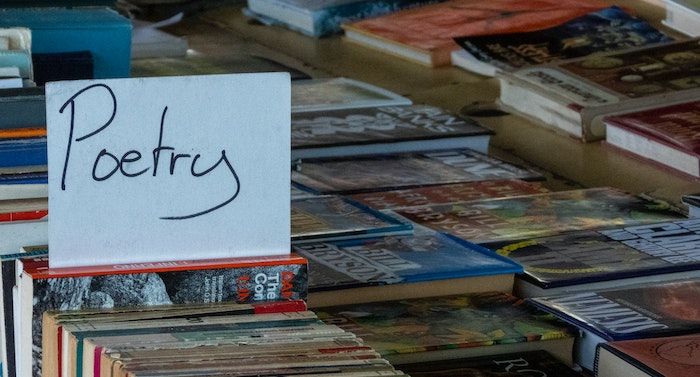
(604, 100, 700, 177)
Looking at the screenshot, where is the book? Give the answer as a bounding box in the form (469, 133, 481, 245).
(292, 149, 542, 195)
(398, 350, 585, 376)
(350, 179, 548, 210)
(663, 0, 700, 37)
(342, 0, 608, 67)
(0, 183, 46, 200)
(485, 218, 700, 297)
(246, 0, 443, 37)
(683, 193, 700, 217)
(316, 292, 575, 365)
(291, 195, 412, 243)
(15, 253, 308, 377)
(0, 50, 31, 80)
(604, 100, 700, 177)
(0, 137, 46, 169)
(291, 105, 492, 159)
(0, 127, 45, 140)
(0, 87, 45, 130)
(530, 280, 700, 371)
(292, 78, 411, 113)
(596, 334, 700, 377)
(0, 67, 23, 89)
(394, 188, 683, 244)
(293, 230, 522, 307)
(0, 197, 47, 222)
(498, 39, 700, 141)
(453, 6, 672, 77)
(0, 219, 46, 254)
(291, 182, 317, 200)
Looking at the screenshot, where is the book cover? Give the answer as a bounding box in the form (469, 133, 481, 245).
(598, 334, 700, 377)
(0, 137, 46, 168)
(291, 196, 412, 242)
(291, 78, 411, 113)
(486, 218, 700, 289)
(292, 150, 541, 195)
(350, 180, 548, 210)
(394, 188, 682, 244)
(456, 6, 672, 72)
(293, 231, 521, 292)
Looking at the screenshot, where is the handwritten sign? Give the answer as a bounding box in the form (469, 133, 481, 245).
(46, 74, 291, 267)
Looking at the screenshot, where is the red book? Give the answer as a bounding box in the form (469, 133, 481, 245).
(597, 334, 700, 377)
(0, 197, 47, 222)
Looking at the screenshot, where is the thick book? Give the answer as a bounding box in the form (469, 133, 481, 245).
(398, 350, 584, 376)
(596, 334, 700, 377)
(0, 183, 46, 201)
(15, 253, 308, 377)
(342, 0, 607, 67)
(485, 218, 700, 297)
(529, 280, 700, 371)
(291, 78, 411, 113)
(247, 0, 442, 37)
(316, 292, 575, 364)
(663, 0, 700, 37)
(0, 197, 47, 222)
(291, 105, 492, 159)
(394, 188, 683, 244)
(604, 100, 700, 177)
(0, 137, 46, 169)
(292, 149, 542, 195)
(0, 219, 47, 254)
(291, 195, 412, 243)
(498, 38, 700, 141)
(0, 87, 44, 130)
(454, 6, 672, 77)
(350, 179, 548, 210)
(293, 230, 522, 307)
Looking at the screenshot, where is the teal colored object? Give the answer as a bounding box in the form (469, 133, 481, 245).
(0, 7, 131, 79)
(0, 50, 32, 78)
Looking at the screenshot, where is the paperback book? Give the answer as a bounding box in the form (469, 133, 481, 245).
(291, 77, 411, 113)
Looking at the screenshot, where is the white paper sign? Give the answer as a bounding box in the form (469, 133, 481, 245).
(46, 73, 291, 267)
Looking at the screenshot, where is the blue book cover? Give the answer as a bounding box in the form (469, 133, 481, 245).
(294, 231, 522, 292)
(0, 138, 46, 168)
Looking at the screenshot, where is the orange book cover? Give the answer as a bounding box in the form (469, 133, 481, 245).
(343, 0, 609, 66)
(0, 127, 46, 139)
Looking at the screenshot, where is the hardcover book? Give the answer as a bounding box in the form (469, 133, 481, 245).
(499, 38, 700, 141)
(291, 195, 412, 243)
(604, 100, 700, 177)
(293, 230, 522, 307)
(292, 149, 542, 195)
(342, 0, 607, 67)
(394, 188, 682, 244)
(454, 6, 671, 76)
(0, 197, 47, 222)
(291, 78, 411, 113)
(291, 105, 492, 159)
(316, 292, 575, 364)
(596, 334, 700, 377)
(530, 280, 700, 371)
(485, 218, 700, 297)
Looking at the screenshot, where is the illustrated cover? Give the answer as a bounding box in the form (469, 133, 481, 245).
(292, 150, 542, 195)
(398, 350, 584, 376)
(350, 179, 548, 210)
(291, 78, 411, 113)
(291, 195, 412, 242)
(293, 231, 521, 292)
(456, 6, 672, 72)
(598, 334, 700, 377)
(485, 218, 700, 289)
(394, 188, 682, 244)
(530, 280, 700, 341)
(316, 292, 573, 357)
(342, 0, 608, 66)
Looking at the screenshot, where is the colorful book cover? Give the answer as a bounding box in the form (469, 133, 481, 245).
(292, 150, 541, 195)
(291, 196, 412, 242)
(293, 231, 521, 292)
(456, 6, 672, 71)
(394, 188, 682, 244)
(316, 292, 573, 357)
(399, 350, 584, 376)
(598, 334, 700, 377)
(486, 218, 700, 289)
(350, 180, 548, 210)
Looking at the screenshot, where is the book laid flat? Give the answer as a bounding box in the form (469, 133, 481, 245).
(342, 0, 608, 67)
(292, 149, 542, 195)
(530, 280, 700, 371)
(246, 0, 442, 37)
(0, 219, 46, 254)
(485, 218, 700, 297)
(604, 100, 700, 178)
(453, 6, 672, 77)
(398, 350, 585, 376)
(316, 292, 575, 365)
(0, 182, 46, 201)
(0, 87, 45, 130)
(15, 253, 308, 377)
(596, 333, 700, 377)
(350, 179, 548, 210)
(393, 188, 683, 244)
(290, 182, 317, 200)
(291, 195, 412, 243)
(291, 105, 493, 159)
(293, 230, 522, 307)
(498, 39, 700, 141)
(683, 193, 700, 217)
(291, 77, 411, 113)
(0, 197, 47, 222)
(0, 137, 46, 169)
(663, 0, 700, 37)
